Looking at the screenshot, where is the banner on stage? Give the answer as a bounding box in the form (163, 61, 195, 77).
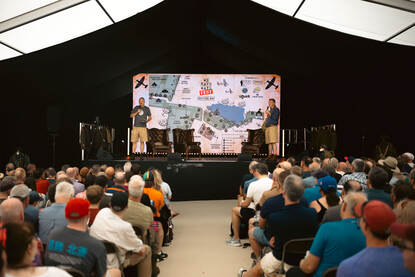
(132, 74, 281, 154)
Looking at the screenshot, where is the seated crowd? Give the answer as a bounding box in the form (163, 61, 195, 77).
(231, 153, 415, 277)
(0, 161, 177, 277)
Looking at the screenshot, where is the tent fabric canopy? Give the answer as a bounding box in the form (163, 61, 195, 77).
(0, 0, 415, 61)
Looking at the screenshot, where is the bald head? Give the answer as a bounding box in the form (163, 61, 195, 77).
(66, 167, 76, 178)
(105, 167, 115, 179)
(278, 161, 292, 171)
(309, 162, 321, 172)
(0, 198, 24, 223)
(114, 172, 126, 186)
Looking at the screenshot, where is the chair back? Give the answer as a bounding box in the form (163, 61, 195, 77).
(57, 265, 86, 277)
(247, 129, 265, 145)
(280, 237, 314, 273)
(173, 128, 195, 144)
(148, 128, 170, 144)
(322, 267, 338, 277)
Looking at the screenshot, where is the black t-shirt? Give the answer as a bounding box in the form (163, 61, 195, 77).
(45, 226, 107, 277)
(268, 203, 318, 265)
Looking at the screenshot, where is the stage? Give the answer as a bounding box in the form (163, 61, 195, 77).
(81, 158, 276, 201)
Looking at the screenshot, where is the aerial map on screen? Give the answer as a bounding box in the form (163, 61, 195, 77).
(133, 74, 281, 154)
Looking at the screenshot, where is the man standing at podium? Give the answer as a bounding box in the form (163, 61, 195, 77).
(130, 97, 152, 154)
(265, 98, 280, 159)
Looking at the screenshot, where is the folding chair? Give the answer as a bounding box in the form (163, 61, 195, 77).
(280, 237, 314, 274)
(322, 266, 338, 277)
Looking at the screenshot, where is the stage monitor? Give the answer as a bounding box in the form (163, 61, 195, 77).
(132, 74, 281, 154)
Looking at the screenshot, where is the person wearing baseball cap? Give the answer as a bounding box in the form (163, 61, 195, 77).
(391, 223, 415, 274)
(309, 176, 340, 222)
(45, 198, 121, 277)
(337, 200, 413, 277)
(90, 191, 152, 276)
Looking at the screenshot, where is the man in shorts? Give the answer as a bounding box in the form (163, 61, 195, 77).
(130, 97, 152, 153)
(264, 98, 280, 159)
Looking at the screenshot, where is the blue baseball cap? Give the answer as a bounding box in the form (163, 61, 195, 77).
(318, 176, 337, 192)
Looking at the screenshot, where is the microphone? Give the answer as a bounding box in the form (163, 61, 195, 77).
(266, 106, 270, 111)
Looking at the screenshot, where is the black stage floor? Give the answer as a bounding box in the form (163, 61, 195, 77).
(82, 158, 276, 201)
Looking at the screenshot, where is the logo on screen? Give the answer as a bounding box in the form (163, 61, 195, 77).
(200, 89, 213, 96)
(200, 78, 213, 96)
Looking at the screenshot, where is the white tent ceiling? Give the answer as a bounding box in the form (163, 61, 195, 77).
(0, 0, 414, 62)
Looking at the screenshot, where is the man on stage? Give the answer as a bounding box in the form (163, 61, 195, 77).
(130, 97, 152, 154)
(264, 98, 280, 159)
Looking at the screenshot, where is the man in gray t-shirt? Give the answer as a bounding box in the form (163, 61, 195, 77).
(130, 97, 152, 153)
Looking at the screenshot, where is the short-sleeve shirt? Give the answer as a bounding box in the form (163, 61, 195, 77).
(132, 105, 151, 127)
(367, 189, 393, 208)
(143, 187, 164, 217)
(337, 246, 413, 277)
(123, 199, 154, 231)
(265, 106, 280, 127)
(268, 203, 318, 265)
(246, 177, 273, 209)
(303, 186, 322, 205)
(39, 203, 68, 243)
(310, 218, 366, 277)
(45, 226, 107, 277)
(260, 194, 308, 219)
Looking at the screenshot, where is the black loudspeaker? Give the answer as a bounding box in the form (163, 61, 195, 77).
(237, 154, 252, 162)
(47, 106, 61, 134)
(167, 153, 182, 163)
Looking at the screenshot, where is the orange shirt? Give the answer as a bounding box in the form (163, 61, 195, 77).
(143, 187, 164, 217)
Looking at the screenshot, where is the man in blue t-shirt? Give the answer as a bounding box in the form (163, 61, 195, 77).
(288, 192, 367, 277)
(264, 98, 280, 157)
(337, 200, 413, 277)
(239, 175, 318, 277)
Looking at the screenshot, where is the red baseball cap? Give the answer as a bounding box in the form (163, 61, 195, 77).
(354, 200, 396, 233)
(65, 198, 90, 219)
(391, 223, 415, 242)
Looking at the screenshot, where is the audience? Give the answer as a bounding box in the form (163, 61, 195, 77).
(0, 177, 16, 204)
(10, 184, 39, 232)
(3, 152, 415, 277)
(337, 200, 412, 276)
(309, 176, 340, 222)
(86, 185, 104, 226)
(390, 222, 415, 274)
(39, 182, 74, 243)
(238, 175, 318, 277)
(66, 167, 85, 194)
(45, 198, 121, 277)
(4, 222, 71, 276)
(240, 161, 258, 195)
(14, 168, 26, 185)
(300, 156, 313, 178)
(249, 170, 305, 260)
(106, 172, 127, 194)
(90, 191, 152, 276)
(228, 163, 272, 247)
(287, 192, 367, 277)
(366, 166, 393, 207)
(322, 179, 362, 223)
(338, 158, 367, 191)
